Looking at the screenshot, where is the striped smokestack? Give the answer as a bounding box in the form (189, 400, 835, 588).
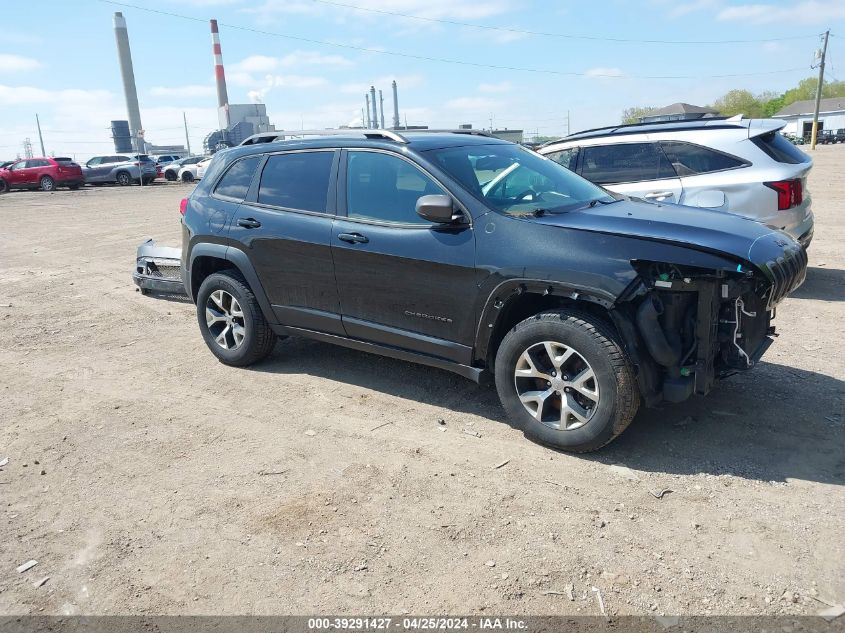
(210, 19, 230, 129)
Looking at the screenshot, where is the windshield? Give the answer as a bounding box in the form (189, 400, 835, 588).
(425, 143, 614, 214)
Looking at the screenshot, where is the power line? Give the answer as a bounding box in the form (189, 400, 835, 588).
(97, 0, 811, 80)
(309, 0, 821, 45)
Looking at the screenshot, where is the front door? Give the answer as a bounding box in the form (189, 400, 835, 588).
(332, 149, 478, 365)
(229, 149, 345, 336)
(5, 160, 30, 188)
(579, 142, 683, 203)
(84, 157, 111, 183)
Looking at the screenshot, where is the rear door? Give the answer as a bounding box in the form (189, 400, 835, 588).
(229, 149, 345, 336)
(331, 149, 478, 364)
(579, 142, 682, 203)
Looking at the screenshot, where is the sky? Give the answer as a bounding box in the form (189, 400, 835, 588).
(0, 0, 843, 160)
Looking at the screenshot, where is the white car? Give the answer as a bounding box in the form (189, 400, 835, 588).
(178, 158, 212, 183)
(537, 116, 814, 248)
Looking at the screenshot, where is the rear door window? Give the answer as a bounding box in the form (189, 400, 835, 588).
(545, 147, 579, 172)
(257, 151, 334, 213)
(580, 143, 676, 185)
(214, 156, 261, 200)
(751, 131, 810, 164)
(659, 141, 747, 176)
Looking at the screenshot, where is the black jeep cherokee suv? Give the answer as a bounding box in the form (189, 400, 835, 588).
(181, 130, 806, 452)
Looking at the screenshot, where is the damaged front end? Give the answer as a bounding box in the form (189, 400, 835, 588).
(618, 239, 807, 406)
(133, 239, 186, 295)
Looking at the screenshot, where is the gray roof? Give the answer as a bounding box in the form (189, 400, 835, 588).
(648, 102, 720, 116)
(774, 97, 845, 117)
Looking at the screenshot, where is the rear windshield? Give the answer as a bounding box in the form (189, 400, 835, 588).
(752, 132, 810, 164)
(54, 157, 74, 163)
(134, 155, 154, 162)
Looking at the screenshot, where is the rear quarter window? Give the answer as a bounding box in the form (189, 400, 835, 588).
(659, 141, 748, 176)
(213, 156, 261, 200)
(752, 132, 810, 164)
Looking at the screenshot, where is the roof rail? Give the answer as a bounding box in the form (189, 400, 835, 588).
(240, 128, 408, 146)
(400, 128, 496, 138)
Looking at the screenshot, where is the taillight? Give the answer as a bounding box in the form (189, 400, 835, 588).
(179, 198, 188, 216)
(764, 179, 803, 210)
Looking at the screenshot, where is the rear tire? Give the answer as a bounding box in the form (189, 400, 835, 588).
(39, 175, 55, 192)
(196, 270, 276, 367)
(115, 171, 131, 186)
(181, 171, 194, 183)
(494, 309, 639, 453)
(165, 171, 177, 181)
(69, 184, 80, 190)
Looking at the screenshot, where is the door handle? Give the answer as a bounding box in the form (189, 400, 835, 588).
(644, 191, 674, 200)
(337, 232, 369, 244)
(237, 217, 262, 229)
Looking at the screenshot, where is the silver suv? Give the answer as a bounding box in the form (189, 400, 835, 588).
(82, 154, 157, 186)
(538, 117, 814, 248)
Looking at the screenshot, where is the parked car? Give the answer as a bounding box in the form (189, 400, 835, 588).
(82, 154, 157, 185)
(538, 117, 814, 249)
(0, 160, 15, 170)
(817, 130, 836, 145)
(0, 157, 84, 192)
(153, 154, 185, 165)
(834, 129, 845, 143)
(178, 157, 212, 183)
(784, 133, 805, 145)
(163, 156, 205, 181)
(179, 130, 806, 453)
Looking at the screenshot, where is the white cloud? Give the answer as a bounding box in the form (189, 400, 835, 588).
(584, 67, 624, 78)
(478, 81, 512, 93)
(231, 51, 353, 75)
(0, 54, 42, 73)
(0, 85, 110, 106)
(150, 85, 216, 98)
(718, 1, 845, 24)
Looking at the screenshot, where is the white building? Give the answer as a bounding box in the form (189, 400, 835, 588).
(773, 97, 845, 136)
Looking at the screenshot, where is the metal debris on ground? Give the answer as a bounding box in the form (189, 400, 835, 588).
(493, 459, 510, 470)
(16, 560, 38, 574)
(565, 583, 575, 601)
(32, 576, 50, 588)
(649, 488, 674, 499)
(592, 586, 607, 616)
(0, 457, 8, 467)
(541, 589, 567, 596)
(133, 239, 186, 296)
(818, 604, 845, 621)
(370, 421, 394, 432)
(462, 429, 481, 438)
(485, 560, 496, 567)
(258, 469, 288, 476)
(304, 430, 317, 437)
(437, 419, 446, 426)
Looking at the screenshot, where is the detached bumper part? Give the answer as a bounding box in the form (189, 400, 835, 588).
(133, 239, 186, 295)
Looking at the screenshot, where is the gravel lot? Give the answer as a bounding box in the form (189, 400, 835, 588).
(0, 147, 843, 617)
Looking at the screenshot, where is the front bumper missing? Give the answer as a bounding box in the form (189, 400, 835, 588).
(133, 239, 186, 295)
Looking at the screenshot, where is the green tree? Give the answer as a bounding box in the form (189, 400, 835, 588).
(782, 77, 845, 107)
(710, 89, 765, 118)
(621, 106, 659, 124)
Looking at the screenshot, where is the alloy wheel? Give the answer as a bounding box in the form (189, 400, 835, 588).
(513, 340, 599, 430)
(205, 290, 246, 350)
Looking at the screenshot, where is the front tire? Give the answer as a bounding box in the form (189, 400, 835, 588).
(165, 171, 177, 181)
(494, 310, 639, 452)
(0, 179, 7, 193)
(181, 171, 194, 183)
(196, 270, 276, 367)
(115, 171, 131, 186)
(39, 175, 55, 192)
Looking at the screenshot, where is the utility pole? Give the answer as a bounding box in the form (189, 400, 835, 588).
(810, 30, 830, 150)
(35, 114, 45, 156)
(183, 112, 192, 155)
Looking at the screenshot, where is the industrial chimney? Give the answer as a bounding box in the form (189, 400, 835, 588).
(370, 86, 378, 130)
(391, 80, 400, 129)
(364, 93, 371, 128)
(379, 90, 385, 129)
(113, 13, 143, 152)
(210, 19, 230, 130)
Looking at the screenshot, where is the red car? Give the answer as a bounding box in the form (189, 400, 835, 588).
(0, 157, 85, 193)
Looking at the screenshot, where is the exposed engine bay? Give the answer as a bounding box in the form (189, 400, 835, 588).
(617, 248, 807, 406)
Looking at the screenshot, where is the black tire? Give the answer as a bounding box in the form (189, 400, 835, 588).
(196, 270, 276, 367)
(39, 175, 55, 192)
(165, 171, 177, 182)
(0, 179, 7, 193)
(494, 309, 639, 453)
(181, 171, 194, 183)
(69, 184, 80, 190)
(115, 171, 131, 186)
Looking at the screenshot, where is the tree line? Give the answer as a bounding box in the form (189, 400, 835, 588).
(622, 77, 845, 124)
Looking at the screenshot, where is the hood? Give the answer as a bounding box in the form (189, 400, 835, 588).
(532, 199, 800, 269)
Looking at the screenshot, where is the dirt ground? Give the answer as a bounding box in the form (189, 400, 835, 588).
(0, 147, 843, 617)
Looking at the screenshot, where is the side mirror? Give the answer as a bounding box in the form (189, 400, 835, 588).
(416, 194, 457, 223)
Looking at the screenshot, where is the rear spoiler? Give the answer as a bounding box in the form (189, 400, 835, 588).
(746, 118, 786, 139)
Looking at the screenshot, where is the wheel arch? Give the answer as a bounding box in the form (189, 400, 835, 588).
(188, 243, 278, 325)
(474, 279, 617, 370)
